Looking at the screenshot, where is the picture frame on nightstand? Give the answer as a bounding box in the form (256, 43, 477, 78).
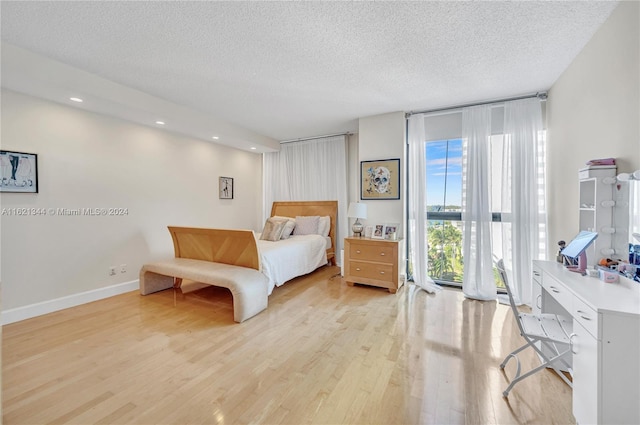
(371, 224, 385, 239)
(384, 223, 399, 240)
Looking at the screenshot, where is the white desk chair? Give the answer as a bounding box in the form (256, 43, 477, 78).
(495, 258, 573, 397)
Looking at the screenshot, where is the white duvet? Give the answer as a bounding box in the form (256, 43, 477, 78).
(256, 234, 328, 295)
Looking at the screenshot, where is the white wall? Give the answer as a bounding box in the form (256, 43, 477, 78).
(357, 111, 406, 237)
(546, 1, 640, 256)
(1, 90, 263, 321)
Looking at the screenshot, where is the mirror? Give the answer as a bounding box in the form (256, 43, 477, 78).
(618, 179, 640, 281)
(629, 180, 640, 248)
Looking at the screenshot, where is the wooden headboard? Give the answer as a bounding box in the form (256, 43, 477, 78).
(270, 200, 338, 265)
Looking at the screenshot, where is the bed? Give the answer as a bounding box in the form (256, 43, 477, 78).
(160, 200, 337, 293)
(140, 201, 338, 321)
(258, 200, 337, 294)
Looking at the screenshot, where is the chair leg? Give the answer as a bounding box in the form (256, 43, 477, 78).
(539, 341, 573, 388)
(503, 341, 573, 397)
(500, 342, 530, 369)
(501, 353, 523, 397)
(504, 357, 556, 397)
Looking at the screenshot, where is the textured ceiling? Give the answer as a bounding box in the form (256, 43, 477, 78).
(0, 1, 618, 149)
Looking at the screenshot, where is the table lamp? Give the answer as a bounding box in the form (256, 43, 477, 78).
(347, 202, 367, 237)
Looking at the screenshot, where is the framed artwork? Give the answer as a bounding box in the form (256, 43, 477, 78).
(0, 150, 38, 193)
(371, 224, 385, 239)
(361, 158, 400, 200)
(219, 176, 234, 199)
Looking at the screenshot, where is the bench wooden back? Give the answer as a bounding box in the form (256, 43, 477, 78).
(167, 226, 260, 270)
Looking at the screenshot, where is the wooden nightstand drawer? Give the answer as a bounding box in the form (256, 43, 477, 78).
(349, 260, 394, 282)
(344, 237, 403, 293)
(349, 243, 394, 263)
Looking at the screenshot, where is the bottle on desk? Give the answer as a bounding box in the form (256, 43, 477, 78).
(557, 240, 566, 264)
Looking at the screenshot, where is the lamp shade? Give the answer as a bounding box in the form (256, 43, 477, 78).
(347, 202, 367, 219)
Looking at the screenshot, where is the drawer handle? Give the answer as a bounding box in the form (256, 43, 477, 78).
(380, 271, 385, 275)
(569, 333, 578, 354)
(550, 286, 560, 293)
(356, 268, 361, 271)
(533, 271, 540, 276)
(577, 310, 591, 320)
(536, 294, 542, 310)
(356, 250, 361, 254)
(380, 252, 385, 256)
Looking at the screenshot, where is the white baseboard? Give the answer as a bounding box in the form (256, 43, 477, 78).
(2, 280, 139, 325)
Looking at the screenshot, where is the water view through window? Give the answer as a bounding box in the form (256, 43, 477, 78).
(424, 138, 507, 288)
(426, 140, 464, 284)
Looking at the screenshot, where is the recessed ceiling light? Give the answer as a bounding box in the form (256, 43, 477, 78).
(155, 121, 165, 125)
(250, 147, 257, 150)
(212, 136, 219, 140)
(69, 97, 83, 103)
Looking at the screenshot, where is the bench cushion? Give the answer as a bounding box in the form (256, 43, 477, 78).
(140, 258, 269, 322)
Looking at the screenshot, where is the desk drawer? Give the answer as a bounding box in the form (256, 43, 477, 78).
(543, 277, 573, 311)
(532, 266, 542, 285)
(349, 260, 394, 282)
(349, 244, 394, 263)
(573, 297, 598, 339)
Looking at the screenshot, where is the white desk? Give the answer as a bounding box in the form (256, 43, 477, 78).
(533, 260, 640, 425)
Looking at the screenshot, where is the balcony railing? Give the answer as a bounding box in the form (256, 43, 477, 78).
(423, 216, 505, 289)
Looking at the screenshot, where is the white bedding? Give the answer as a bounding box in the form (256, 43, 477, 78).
(256, 234, 328, 295)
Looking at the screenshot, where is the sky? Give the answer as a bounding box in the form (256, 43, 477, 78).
(426, 139, 462, 207)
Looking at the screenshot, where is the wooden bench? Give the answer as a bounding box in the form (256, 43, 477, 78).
(140, 227, 269, 323)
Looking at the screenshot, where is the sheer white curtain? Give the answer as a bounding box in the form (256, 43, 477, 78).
(407, 115, 441, 294)
(498, 98, 547, 305)
(407, 98, 546, 303)
(461, 105, 497, 300)
(263, 135, 349, 260)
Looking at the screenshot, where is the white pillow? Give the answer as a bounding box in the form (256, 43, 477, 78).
(318, 216, 330, 237)
(293, 215, 320, 235)
(272, 216, 296, 239)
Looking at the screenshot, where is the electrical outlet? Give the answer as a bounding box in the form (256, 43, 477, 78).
(109, 266, 116, 276)
(120, 264, 127, 273)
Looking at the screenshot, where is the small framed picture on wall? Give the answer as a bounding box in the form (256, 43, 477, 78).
(0, 150, 38, 193)
(219, 176, 234, 199)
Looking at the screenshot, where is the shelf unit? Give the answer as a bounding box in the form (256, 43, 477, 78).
(578, 166, 628, 265)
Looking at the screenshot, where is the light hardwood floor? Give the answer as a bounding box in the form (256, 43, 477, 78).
(3, 265, 574, 425)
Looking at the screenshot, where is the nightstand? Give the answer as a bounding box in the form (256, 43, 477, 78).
(343, 237, 404, 293)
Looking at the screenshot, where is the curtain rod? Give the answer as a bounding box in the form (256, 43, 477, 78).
(405, 92, 547, 118)
(280, 132, 352, 144)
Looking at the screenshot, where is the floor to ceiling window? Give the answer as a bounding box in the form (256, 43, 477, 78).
(425, 139, 464, 283)
(408, 97, 547, 304)
(424, 137, 509, 288)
